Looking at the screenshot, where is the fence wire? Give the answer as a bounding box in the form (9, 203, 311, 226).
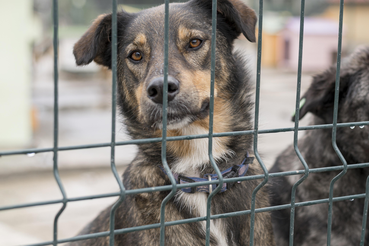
(1, 0, 369, 246)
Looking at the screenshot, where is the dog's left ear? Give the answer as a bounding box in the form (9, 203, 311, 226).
(292, 67, 350, 123)
(190, 0, 257, 42)
(73, 12, 131, 68)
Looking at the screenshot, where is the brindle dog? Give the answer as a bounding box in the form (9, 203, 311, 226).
(270, 46, 369, 246)
(71, 0, 275, 245)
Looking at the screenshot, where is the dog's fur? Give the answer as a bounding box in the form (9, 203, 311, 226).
(70, 1, 276, 245)
(270, 46, 369, 246)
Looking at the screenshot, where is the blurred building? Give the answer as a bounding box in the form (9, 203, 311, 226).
(259, 14, 286, 67)
(278, 17, 340, 71)
(323, 0, 369, 48)
(0, 1, 41, 148)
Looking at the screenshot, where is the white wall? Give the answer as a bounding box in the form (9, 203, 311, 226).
(0, 1, 39, 147)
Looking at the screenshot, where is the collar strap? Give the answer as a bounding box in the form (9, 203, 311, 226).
(159, 154, 254, 194)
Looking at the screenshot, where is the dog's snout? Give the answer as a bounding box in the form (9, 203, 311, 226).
(147, 76, 180, 104)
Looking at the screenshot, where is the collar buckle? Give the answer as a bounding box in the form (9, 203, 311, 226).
(208, 175, 213, 193)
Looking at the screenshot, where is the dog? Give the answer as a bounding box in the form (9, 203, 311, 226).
(270, 46, 369, 246)
(71, 0, 276, 245)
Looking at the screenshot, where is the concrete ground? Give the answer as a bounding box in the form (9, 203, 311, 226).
(0, 39, 314, 245)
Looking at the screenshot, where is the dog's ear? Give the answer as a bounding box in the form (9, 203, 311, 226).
(190, 0, 257, 42)
(224, 0, 257, 42)
(73, 12, 130, 68)
(293, 67, 350, 122)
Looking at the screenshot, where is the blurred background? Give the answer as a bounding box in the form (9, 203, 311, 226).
(0, 0, 368, 244)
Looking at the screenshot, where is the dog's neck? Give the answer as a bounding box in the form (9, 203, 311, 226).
(163, 97, 249, 176)
(131, 97, 253, 176)
(168, 124, 235, 176)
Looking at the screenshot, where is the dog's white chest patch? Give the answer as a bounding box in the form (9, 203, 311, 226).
(171, 125, 234, 174)
(176, 192, 228, 246)
(171, 125, 232, 245)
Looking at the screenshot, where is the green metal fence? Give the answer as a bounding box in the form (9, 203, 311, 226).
(1, 0, 369, 245)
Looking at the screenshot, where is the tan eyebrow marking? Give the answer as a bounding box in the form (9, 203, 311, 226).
(125, 33, 147, 54)
(178, 26, 205, 41)
(134, 34, 147, 46)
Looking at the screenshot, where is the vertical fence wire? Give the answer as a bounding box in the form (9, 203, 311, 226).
(289, 0, 310, 245)
(159, 1, 178, 245)
(326, 0, 347, 245)
(249, 0, 269, 245)
(52, 1, 68, 245)
(108, 1, 126, 245)
(205, 0, 224, 245)
(360, 176, 369, 245)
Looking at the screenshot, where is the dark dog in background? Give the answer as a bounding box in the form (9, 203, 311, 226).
(270, 46, 369, 245)
(70, 0, 276, 245)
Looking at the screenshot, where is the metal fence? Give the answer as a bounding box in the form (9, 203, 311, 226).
(1, 0, 369, 245)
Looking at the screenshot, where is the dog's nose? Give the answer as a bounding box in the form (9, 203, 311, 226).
(147, 76, 180, 104)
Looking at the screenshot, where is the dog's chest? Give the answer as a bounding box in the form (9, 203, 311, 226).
(169, 126, 233, 245)
(171, 125, 233, 174)
(176, 192, 229, 246)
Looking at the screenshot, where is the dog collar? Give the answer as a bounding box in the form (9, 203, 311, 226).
(159, 153, 254, 194)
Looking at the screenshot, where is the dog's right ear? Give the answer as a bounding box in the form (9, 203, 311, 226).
(73, 12, 130, 68)
(292, 67, 350, 122)
(190, 0, 257, 42)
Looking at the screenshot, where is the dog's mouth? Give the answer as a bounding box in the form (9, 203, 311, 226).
(147, 99, 210, 130)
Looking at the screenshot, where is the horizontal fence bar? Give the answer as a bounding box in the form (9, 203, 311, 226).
(25, 192, 366, 246)
(2, 162, 369, 212)
(1, 121, 368, 157)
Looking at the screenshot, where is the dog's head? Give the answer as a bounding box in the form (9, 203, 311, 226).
(294, 46, 369, 124)
(294, 46, 369, 160)
(73, 0, 256, 133)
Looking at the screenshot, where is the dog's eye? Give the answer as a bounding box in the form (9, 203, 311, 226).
(129, 51, 143, 62)
(189, 39, 202, 49)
